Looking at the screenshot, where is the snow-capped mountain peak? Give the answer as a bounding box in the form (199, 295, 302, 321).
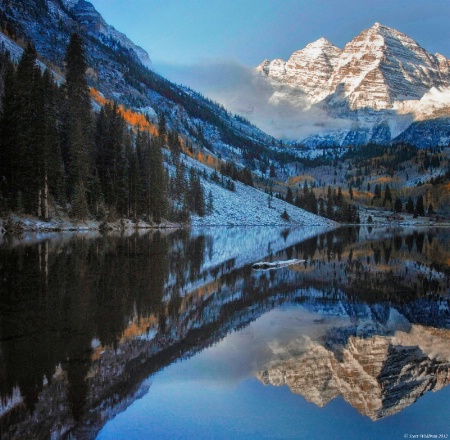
(256, 22, 450, 146)
(259, 22, 450, 108)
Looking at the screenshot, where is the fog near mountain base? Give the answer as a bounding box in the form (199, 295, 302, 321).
(156, 59, 351, 141)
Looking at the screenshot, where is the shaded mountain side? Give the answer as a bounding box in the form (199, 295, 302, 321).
(0, 0, 282, 166)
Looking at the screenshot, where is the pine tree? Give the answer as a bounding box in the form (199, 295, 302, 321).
(94, 102, 129, 217)
(0, 52, 17, 209)
(383, 184, 392, 208)
(12, 43, 41, 213)
(158, 112, 167, 139)
(126, 131, 140, 219)
(374, 184, 381, 200)
(415, 195, 425, 216)
(285, 187, 293, 204)
(149, 129, 168, 223)
(307, 190, 318, 214)
(207, 190, 214, 215)
(336, 187, 344, 206)
(136, 130, 151, 219)
(318, 198, 325, 218)
(394, 197, 402, 213)
(36, 69, 65, 218)
(61, 33, 93, 217)
(405, 196, 414, 214)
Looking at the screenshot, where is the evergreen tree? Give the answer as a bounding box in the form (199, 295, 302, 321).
(374, 184, 381, 200)
(269, 163, 276, 178)
(383, 184, 392, 208)
(188, 168, 205, 216)
(318, 198, 326, 218)
(61, 33, 93, 217)
(336, 187, 344, 207)
(126, 131, 140, 219)
(394, 197, 402, 213)
(10, 43, 40, 213)
(306, 189, 317, 214)
(34, 68, 64, 219)
(405, 196, 414, 214)
(136, 130, 151, 219)
(285, 187, 293, 204)
(94, 102, 129, 217)
(158, 112, 167, 140)
(415, 195, 425, 216)
(149, 129, 168, 223)
(173, 160, 186, 202)
(0, 52, 18, 210)
(326, 200, 334, 220)
(207, 190, 214, 215)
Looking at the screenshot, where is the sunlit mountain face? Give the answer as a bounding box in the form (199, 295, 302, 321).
(254, 22, 450, 146)
(0, 226, 449, 438)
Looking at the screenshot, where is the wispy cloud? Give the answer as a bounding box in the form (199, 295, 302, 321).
(156, 59, 351, 141)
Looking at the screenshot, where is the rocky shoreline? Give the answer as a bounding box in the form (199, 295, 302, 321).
(0, 215, 185, 234)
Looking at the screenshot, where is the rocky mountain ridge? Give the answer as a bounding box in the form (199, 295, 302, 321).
(257, 23, 450, 147)
(63, 0, 152, 68)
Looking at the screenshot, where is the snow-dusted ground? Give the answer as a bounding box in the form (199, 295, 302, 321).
(184, 155, 333, 227)
(0, 32, 57, 78)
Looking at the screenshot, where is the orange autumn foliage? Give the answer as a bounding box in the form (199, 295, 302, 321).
(91, 314, 158, 361)
(288, 175, 315, 186)
(90, 88, 223, 167)
(195, 151, 220, 168)
(90, 87, 158, 135)
(374, 176, 394, 184)
(119, 106, 158, 135)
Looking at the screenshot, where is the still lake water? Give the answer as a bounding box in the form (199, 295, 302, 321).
(0, 226, 450, 439)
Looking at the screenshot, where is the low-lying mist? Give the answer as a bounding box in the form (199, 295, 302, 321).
(156, 59, 351, 141)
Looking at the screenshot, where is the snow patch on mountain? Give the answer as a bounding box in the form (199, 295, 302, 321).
(395, 86, 450, 120)
(0, 32, 23, 61)
(60, 0, 80, 10)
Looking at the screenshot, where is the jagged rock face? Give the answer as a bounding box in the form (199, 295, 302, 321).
(257, 326, 450, 420)
(257, 38, 342, 101)
(69, 0, 152, 69)
(71, 0, 103, 32)
(258, 23, 450, 111)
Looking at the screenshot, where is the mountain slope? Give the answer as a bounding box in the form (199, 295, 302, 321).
(0, 0, 333, 226)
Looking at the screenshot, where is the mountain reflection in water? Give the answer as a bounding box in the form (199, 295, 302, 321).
(0, 226, 449, 439)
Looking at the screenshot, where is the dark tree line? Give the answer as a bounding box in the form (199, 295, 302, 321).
(0, 34, 199, 223)
(277, 182, 360, 223)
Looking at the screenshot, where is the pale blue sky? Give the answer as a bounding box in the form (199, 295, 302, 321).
(89, 0, 450, 67)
